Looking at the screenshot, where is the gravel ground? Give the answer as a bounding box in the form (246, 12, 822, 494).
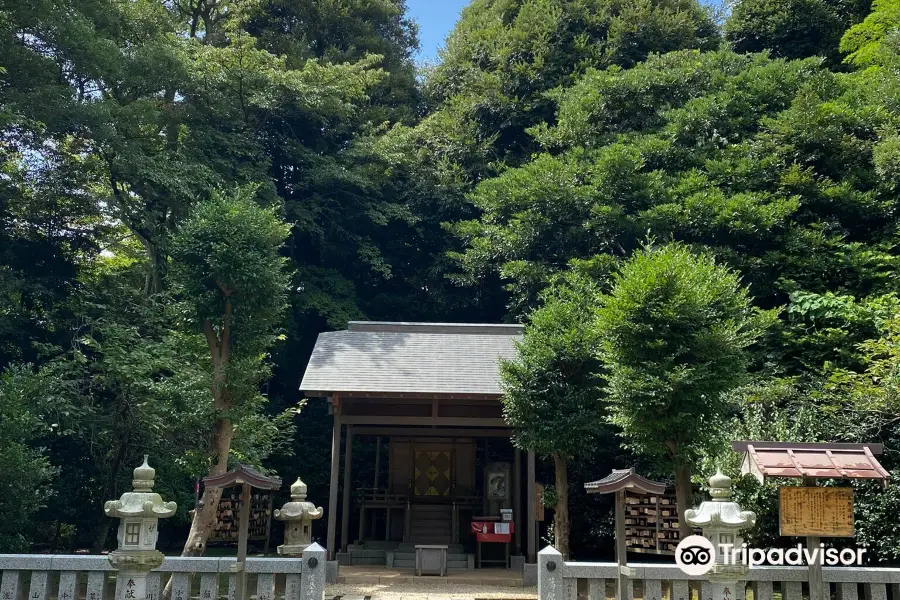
(326, 582, 538, 600)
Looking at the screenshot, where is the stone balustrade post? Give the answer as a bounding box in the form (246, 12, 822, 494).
(301, 543, 326, 600)
(538, 546, 564, 600)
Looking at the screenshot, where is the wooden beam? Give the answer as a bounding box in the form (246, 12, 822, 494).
(340, 415, 507, 427)
(345, 396, 504, 406)
(353, 426, 513, 438)
(326, 407, 341, 560)
(305, 390, 502, 401)
(341, 425, 353, 552)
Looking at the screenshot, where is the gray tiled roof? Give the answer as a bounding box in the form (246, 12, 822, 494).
(300, 322, 523, 396)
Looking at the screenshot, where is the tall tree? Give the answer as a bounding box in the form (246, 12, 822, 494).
(725, 0, 871, 65)
(169, 188, 291, 555)
(0, 365, 56, 552)
(595, 243, 774, 537)
(501, 276, 606, 557)
(840, 0, 900, 66)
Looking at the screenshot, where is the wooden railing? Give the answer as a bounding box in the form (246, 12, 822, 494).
(0, 545, 325, 600)
(537, 546, 900, 600)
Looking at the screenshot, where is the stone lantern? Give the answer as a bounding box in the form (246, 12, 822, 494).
(104, 456, 177, 600)
(685, 471, 756, 600)
(274, 477, 323, 556)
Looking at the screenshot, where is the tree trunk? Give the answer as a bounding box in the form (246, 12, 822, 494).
(162, 415, 232, 600)
(90, 443, 127, 553)
(181, 415, 233, 555)
(552, 453, 570, 559)
(674, 460, 694, 539)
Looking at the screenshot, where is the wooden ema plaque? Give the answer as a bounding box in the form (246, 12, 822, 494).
(779, 487, 854, 537)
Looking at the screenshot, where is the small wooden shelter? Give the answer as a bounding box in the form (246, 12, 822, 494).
(586, 469, 666, 600)
(300, 321, 538, 564)
(204, 465, 281, 600)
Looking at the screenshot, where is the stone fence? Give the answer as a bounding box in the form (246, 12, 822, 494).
(0, 544, 325, 600)
(538, 546, 900, 600)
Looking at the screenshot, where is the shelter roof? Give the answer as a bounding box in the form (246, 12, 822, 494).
(300, 321, 523, 397)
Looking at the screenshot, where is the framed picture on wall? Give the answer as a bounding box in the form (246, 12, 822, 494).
(486, 462, 511, 501)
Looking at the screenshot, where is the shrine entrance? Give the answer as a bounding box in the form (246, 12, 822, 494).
(413, 446, 452, 498)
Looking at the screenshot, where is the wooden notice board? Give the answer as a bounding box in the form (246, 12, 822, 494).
(779, 487, 854, 537)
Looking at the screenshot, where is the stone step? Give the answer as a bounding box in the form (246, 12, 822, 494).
(394, 552, 469, 561)
(349, 549, 386, 558)
(392, 558, 470, 569)
(361, 540, 399, 548)
(350, 556, 385, 565)
(397, 543, 464, 553)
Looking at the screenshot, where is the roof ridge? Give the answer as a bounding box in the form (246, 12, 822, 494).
(347, 321, 524, 335)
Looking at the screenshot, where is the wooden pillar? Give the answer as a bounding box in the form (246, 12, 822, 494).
(235, 483, 251, 600)
(374, 436, 382, 488)
(615, 490, 628, 600)
(527, 450, 536, 562)
(803, 477, 826, 600)
(326, 407, 341, 560)
(341, 425, 354, 552)
(513, 448, 522, 554)
(371, 436, 381, 539)
(483, 439, 490, 514)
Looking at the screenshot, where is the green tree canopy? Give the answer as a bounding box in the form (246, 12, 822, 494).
(596, 243, 775, 535)
(170, 188, 291, 556)
(840, 0, 900, 66)
(501, 276, 606, 556)
(725, 0, 871, 64)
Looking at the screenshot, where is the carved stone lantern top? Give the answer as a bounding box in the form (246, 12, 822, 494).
(104, 455, 177, 520)
(685, 470, 756, 529)
(275, 478, 324, 521)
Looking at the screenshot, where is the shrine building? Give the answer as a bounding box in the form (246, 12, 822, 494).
(299, 321, 538, 570)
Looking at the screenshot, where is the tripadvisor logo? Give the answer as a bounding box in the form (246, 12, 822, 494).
(675, 536, 715, 576)
(675, 536, 867, 575)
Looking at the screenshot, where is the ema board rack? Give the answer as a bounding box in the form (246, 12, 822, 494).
(210, 488, 273, 543)
(623, 489, 693, 555)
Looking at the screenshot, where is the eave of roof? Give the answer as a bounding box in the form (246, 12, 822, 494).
(732, 440, 890, 483)
(584, 468, 667, 495)
(203, 464, 282, 490)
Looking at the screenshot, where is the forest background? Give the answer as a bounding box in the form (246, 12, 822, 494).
(4, 0, 900, 563)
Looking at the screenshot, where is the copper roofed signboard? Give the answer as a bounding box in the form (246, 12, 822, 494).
(731, 441, 890, 484)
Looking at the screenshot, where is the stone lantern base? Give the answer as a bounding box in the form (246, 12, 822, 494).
(277, 544, 309, 557)
(109, 550, 165, 600)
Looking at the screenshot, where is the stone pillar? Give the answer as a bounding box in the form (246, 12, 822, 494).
(104, 456, 177, 600)
(302, 542, 328, 594)
(538, 545, 563, 600)
(275, 477, 323, 556)
(684, 471, 756, 600)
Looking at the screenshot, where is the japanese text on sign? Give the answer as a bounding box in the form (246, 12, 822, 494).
(779, 487, 854, 537)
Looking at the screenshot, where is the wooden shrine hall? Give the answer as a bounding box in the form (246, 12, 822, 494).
(299, 321, 538, 570)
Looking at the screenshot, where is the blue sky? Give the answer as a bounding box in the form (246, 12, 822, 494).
(405, 0, 724, 64)
(406, 0, 471, 63)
